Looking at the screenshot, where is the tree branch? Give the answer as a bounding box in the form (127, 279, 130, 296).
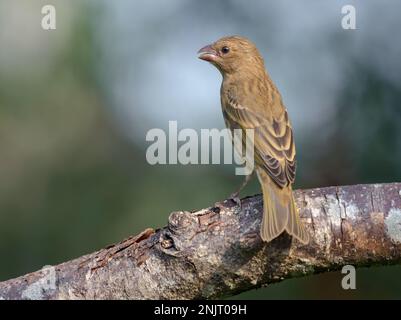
(1, 183, 401, 300)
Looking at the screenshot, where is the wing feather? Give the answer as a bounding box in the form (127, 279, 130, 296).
(223, 99, 296, 188)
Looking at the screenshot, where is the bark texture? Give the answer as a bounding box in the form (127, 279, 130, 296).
(1, 183, 401, 300)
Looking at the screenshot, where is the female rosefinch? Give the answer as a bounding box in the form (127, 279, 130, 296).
(198, 35, 309, 244)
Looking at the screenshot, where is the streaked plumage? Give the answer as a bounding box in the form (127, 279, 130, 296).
(198, 36, 309, 244)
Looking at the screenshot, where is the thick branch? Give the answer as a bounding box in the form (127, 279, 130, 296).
(1, 183, 401, 300)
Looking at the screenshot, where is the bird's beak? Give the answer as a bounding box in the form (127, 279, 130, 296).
(197, 44, 218, 62)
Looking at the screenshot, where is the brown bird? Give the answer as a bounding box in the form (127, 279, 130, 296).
(198, 35, 309, 244)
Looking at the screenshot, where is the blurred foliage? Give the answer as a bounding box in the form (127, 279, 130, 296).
(0, 1, 400, 299)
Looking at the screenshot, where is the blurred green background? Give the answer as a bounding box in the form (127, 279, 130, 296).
(1, 0, 401, 299)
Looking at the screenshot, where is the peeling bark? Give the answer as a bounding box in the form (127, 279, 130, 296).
(1, 183, 401, 300)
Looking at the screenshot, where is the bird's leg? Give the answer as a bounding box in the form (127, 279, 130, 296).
(228, 173, 254, 207)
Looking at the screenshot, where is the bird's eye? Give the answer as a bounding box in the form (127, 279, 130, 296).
(221, 46, 230, 54)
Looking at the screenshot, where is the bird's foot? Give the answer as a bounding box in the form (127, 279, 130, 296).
(228, 192, 242, 208)
(213, 193, 242, 212)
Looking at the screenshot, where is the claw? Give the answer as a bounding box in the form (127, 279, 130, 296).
(224, 173, 253, 210)
(213, 194, 241, 211)
(228, 192, 242, 208)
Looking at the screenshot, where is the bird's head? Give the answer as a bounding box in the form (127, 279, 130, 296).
(198, 35, 264, 75)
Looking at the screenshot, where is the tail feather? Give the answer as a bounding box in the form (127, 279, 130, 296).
(257, 170, 309, 244)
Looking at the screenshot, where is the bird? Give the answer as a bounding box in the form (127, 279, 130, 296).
(198, 35, 309, 244)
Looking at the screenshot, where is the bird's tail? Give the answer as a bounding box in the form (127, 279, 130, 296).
(257, 169, 309, 244)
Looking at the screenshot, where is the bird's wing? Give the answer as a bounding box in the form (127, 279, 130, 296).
(223, 99, 296, 188)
